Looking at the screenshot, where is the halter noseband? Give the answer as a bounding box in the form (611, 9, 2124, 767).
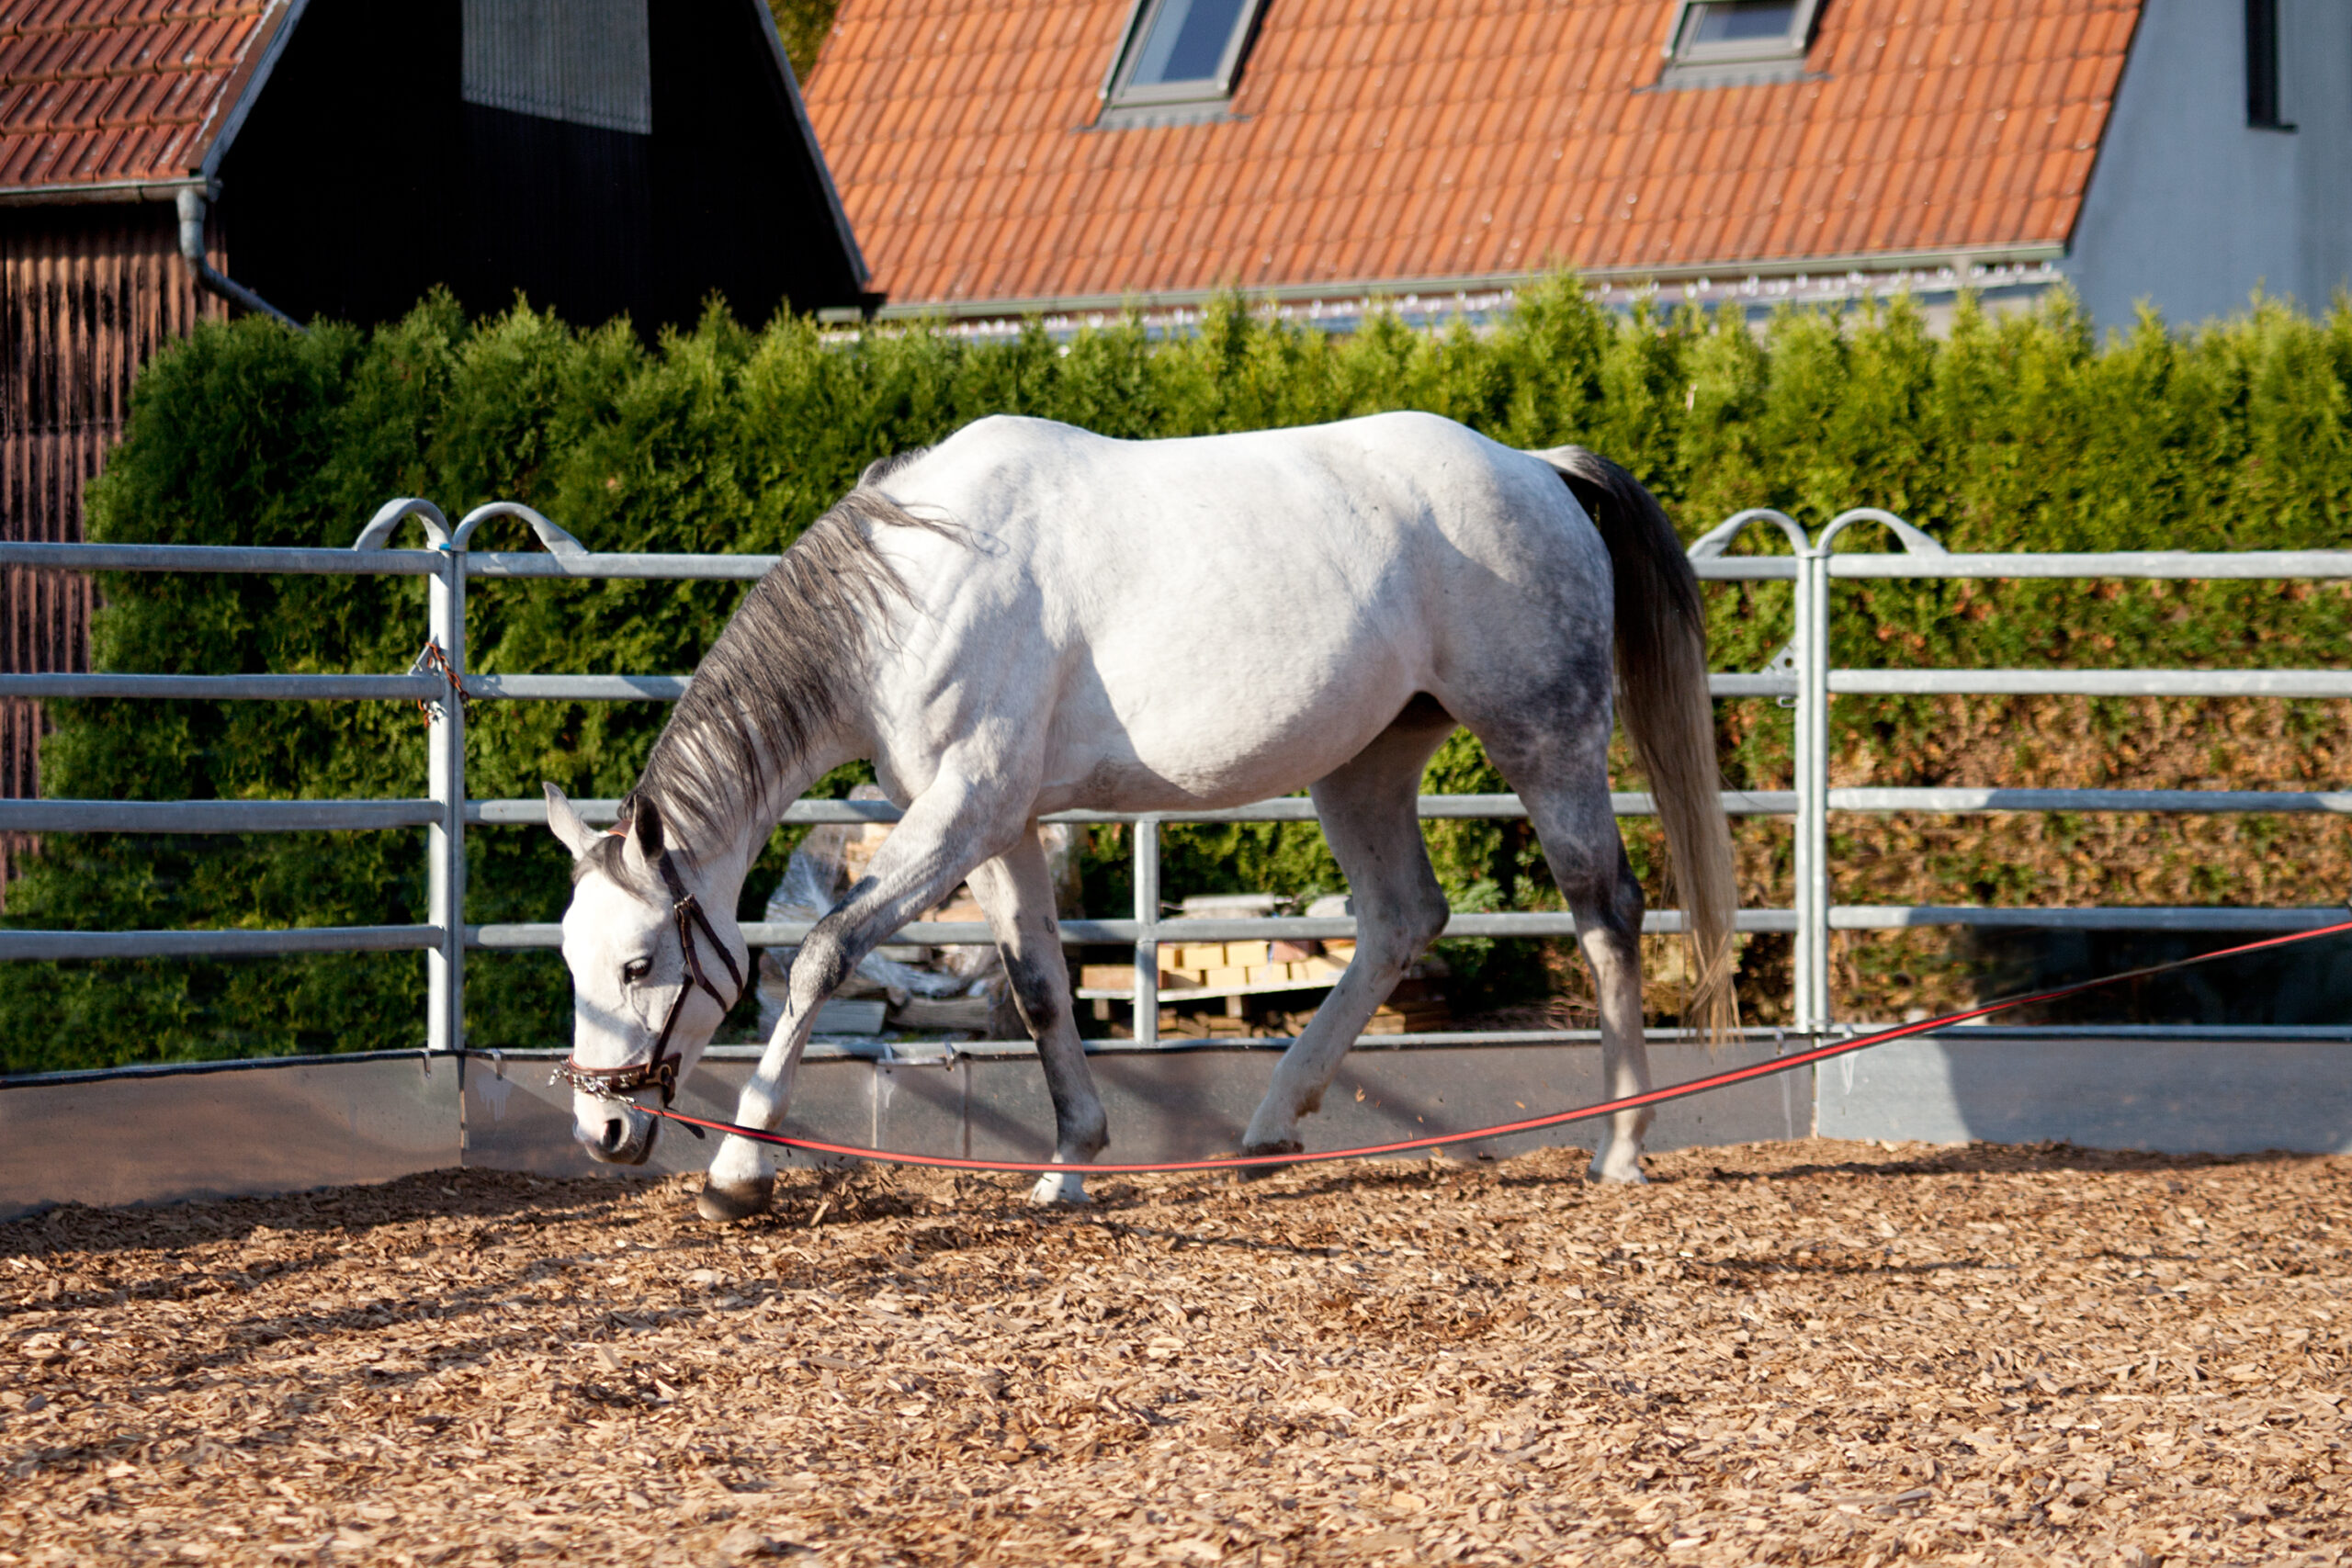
(553, 847, 744, 1108)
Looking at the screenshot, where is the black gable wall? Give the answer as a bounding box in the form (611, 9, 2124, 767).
(458, 103, 657, 330)
(647, 0, 864, 328)
(218, 0, 862, 333)
(220, 1, 465, 328)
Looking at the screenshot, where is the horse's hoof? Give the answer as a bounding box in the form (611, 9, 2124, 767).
(1584, 1160, 1648, 1186)
(1028, 1170, 1091, 1205)
(695, 1174, 773, 1222)
(1235, 1139, 1304, 1181)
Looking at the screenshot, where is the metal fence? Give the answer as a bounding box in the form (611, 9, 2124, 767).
(1, 498, 2349, 1059)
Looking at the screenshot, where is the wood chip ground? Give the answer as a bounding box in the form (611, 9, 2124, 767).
(4, 1139, 2347, 1565)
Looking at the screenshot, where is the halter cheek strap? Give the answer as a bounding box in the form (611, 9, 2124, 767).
(554, 850, 745, 1108)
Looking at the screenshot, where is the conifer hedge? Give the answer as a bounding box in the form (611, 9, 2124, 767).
(9, 281, 2351, 1073)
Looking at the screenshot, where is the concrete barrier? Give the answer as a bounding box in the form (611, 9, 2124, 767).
(0, 1052, 459, 1219)
(1816, 1032, 2352, 1155)
(17, 1030, 2344, 1220)
(460, 1037, 1808, 1182)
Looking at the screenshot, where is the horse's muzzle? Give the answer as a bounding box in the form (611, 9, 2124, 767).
(580, 1103, 659, 1166)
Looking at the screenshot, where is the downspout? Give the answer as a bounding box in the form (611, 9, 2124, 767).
(175, 187, 304, 333)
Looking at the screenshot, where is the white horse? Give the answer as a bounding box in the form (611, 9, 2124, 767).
(545, 411, 1737, 1219)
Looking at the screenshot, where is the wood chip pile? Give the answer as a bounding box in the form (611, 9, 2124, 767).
(4, 1137, 2348, 1565)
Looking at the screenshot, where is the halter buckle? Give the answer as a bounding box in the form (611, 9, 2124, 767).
(552, 1050, 681, 1106)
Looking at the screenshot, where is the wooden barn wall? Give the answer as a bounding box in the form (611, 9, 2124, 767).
(0, 203, 221, 894)
(223, 0, 861, 334)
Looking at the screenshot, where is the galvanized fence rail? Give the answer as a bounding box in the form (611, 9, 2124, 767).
(1, 497, 2349, 1055)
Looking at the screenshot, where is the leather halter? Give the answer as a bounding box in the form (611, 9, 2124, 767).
(554, 849, 744, 1108)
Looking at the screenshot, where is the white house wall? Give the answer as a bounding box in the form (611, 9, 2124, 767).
(2063, 0, 2352, 330)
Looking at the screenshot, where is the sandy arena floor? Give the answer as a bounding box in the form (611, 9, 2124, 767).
(2, 1138, 2347, 1566)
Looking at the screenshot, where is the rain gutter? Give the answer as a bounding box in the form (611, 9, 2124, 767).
(175, 187, 304, 333)
(869, 241, 2070, 323)
(0, 177, 208, 208)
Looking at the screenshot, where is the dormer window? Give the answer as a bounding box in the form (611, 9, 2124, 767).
(1659, 0, 1824, 89)
(1098, 0, 1270, 127)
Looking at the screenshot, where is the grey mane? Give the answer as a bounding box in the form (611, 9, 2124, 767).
(599, 453, 949, 872)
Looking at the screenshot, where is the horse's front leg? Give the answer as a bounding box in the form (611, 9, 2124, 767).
(699, 783, 1008, 1222)
(967, 832, 1106, 1203)
(1241, 711, 1453, 1160)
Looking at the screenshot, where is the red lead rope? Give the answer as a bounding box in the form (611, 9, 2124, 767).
(649, 916, 2352, 1175)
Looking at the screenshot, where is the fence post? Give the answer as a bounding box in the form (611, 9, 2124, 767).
(1798, 510, 1947, 1032)
(1793, 537, 1831, 1033)
(1683, 507, 1817, 1032)
(425, 550, 466, 1055)
(1132, 817, 1160, 1047)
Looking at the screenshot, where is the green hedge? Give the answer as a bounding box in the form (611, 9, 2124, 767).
(8, 282, 2352, 1072)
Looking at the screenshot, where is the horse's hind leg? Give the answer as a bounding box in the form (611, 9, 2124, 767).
(1569, 836, 1652, 1183)
(1239, 702, 1455, 1159)
(1500, 757, 1653, 1183)
(967, 830, 1108, 1203)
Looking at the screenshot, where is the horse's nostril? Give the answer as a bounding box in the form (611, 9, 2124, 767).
(600, 1118, 628, 1154)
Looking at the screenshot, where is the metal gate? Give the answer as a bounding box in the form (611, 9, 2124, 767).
(1, 499, 2348, 1213)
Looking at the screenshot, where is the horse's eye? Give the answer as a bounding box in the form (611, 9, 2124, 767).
(621, 957, 652, 985)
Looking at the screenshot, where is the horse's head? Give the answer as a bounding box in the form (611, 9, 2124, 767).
(546, 784, 747, 1166)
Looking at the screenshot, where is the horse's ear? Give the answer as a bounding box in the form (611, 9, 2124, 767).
(544, 783, 595, 861)
(631, 795, 665, 860)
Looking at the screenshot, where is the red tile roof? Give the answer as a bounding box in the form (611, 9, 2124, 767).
(805, 0, 2142, 309)
(0, 0, 280, 194)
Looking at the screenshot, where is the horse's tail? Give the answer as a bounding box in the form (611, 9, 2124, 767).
(1531, 446, 1739, 1042)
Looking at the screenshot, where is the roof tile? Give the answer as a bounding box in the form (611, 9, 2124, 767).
(810, 0, 2142, 304)
(0, 0, 276, 189)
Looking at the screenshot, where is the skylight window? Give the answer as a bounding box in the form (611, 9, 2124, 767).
(1660, 0, 1824, 87)
(1100, 0, 1269, 123)
(1684, 1, 1799, 52)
